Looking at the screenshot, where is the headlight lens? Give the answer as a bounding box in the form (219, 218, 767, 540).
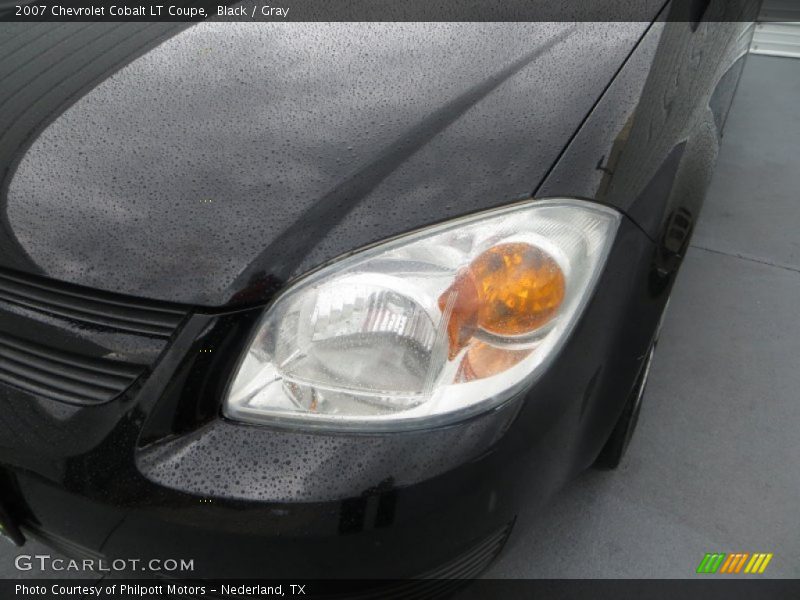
(224, 199, 620, 431)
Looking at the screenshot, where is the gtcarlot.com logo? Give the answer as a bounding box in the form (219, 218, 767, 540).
(14, 554, 194, 573)
(696, 552, 773, 574)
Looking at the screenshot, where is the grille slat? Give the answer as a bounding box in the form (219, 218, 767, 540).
(0, 344, 134, 392)
(0, 361, 115, 403)
(0, 365, 118, 405)
(0, 332, 146, 405)
(0, 268, 187, 338)
(0, 334, 142, 379)
(0, 286, 176, 336)
(0, 267, 186, 405)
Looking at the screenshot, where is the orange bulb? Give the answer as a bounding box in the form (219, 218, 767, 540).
(458, 341, 532, 382)
(438, 242, 565, 360)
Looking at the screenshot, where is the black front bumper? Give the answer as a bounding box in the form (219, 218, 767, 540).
(0, 216, 668, 578)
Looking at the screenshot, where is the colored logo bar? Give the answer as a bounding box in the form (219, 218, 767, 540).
(697, 553, 773, 574)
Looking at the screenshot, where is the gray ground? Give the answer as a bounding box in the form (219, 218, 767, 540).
(1, 54, 798, 580)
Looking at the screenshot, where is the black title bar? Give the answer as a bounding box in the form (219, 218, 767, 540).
(0, 0, 769, 23)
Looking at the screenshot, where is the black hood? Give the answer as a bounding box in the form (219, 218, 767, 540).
(1, 22, 651, 307)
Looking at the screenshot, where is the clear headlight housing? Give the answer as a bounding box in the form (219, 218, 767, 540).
(224, 199, 620, 431)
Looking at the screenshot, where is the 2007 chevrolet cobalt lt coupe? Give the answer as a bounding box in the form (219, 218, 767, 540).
(0, 6, 757, 579)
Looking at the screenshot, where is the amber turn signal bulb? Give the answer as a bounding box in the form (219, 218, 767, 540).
(438, 242, 566, 361)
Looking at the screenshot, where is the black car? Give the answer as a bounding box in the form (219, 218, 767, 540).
(0, 4, 758, 580)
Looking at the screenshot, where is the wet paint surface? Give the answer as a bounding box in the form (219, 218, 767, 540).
(4, 23, 646, 306)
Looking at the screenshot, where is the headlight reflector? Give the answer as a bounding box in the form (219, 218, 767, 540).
(224, 199, 620, 430)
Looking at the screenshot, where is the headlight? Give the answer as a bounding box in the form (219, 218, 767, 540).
(224, 199, 620, 431)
